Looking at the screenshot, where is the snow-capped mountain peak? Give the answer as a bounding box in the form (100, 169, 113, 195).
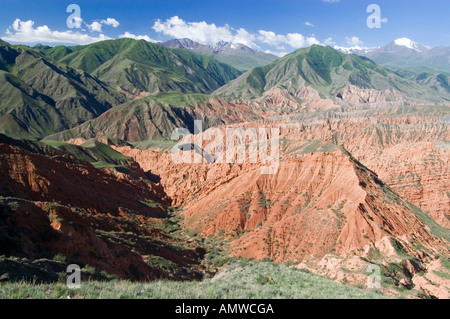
(393, 37, 422, 52)
(333, 37, 432, 56)
(210, 41, 257, 54)
(333, 45, 374, 55)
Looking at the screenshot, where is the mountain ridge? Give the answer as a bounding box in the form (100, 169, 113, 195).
(213, 44, 450, 105)
(335, 38, 450, 74)
(161, 38, 278, 71)
(0, 40, 127, 139)
(36, 38, 243, 96)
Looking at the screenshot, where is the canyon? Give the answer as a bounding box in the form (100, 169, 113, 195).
(0, 38, 449, 298)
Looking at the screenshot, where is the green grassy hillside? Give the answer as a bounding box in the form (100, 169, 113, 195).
(0, 260, 386, 299)
(0, 41, 126, 139)
(38, 39, 242, 95)
(44, 93, 260, 142)
(214, 45, 448, 103)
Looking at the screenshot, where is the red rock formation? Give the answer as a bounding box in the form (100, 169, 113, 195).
(336, 84, 409, 106)
(112, 114, 449, 230)
(112, 142, 448, 260)
(60, 109, 449, 297)
(0, 143, 204, 280)
(108, 118, 449, 297)
(275, 118, 450, 228)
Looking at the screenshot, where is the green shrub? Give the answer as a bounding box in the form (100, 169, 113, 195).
(52, 253, 66, 263)
(258, 190, 271, 209)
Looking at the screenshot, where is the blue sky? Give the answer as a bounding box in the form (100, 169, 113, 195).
(1, 0, 449, 56)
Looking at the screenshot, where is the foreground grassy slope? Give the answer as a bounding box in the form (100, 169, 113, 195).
(0, 260, 386, 299)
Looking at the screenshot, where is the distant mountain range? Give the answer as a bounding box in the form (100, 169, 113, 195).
(214, 44, 450, 104)
(0, 38, 244, 139)
(335, 37, 450, 74)
(161, 38, 278, 71)
(35, 38, 242, 96)
(1, 38, 449, 141)
(0, 39, 126, 139)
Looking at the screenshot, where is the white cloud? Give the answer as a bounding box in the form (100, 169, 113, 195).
(264, 49, 289, 58)
(287, 33, 320, 48)
(257, 30, 286, 47)
(2, 19, 111, 44)
(322, 0, 340, 3)
(304, 21, 315, 27)
(1, 15, 334, 55)
(87, 21, 103, 33)
(119, 32, 157, 43)
(152, 16, 235, 45)
(324, 37, 335, 45)
(101, 18, 120, 28)
(258, 30, 320, 48)
(152, 16, 322, 52)
(87, 18, 120, 33)
(72, 17, 83, 29)
(233, 28, 259, 49)
(346, 36, 363, 46)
